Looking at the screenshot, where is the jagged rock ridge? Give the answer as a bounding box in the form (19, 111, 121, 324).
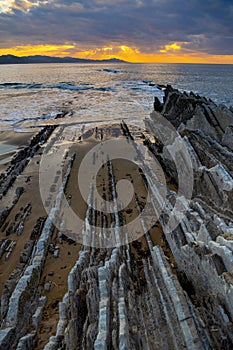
(0, 86, 233, 349)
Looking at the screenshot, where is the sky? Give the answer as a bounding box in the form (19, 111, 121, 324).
(0, 0, 233, 63)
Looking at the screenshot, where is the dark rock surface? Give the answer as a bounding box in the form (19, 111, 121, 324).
(145, 85, 233, 349)
(154, 85, 233, 142)
(0, 126, 56, 198)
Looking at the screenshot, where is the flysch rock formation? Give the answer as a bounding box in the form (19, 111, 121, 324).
(145, 85, 233, 349)
(0, 86, 232, 349)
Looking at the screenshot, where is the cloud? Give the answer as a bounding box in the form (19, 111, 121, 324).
(160, 43, 182, 53)
(0, 0, 48, 13)
(0, 0, 232, 59)
(0, 44, 75, 56)
(0, 0, 14, 13)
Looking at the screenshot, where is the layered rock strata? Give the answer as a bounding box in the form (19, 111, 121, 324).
(145, 86, 233, 348)
(0, 87, 233, 349)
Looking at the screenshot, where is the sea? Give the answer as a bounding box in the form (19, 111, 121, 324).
(0, 63, 232, 132)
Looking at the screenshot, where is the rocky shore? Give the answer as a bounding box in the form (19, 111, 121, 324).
(0, 86, 233, 349)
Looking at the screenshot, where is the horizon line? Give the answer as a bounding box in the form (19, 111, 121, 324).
(1, 53, 233, 65)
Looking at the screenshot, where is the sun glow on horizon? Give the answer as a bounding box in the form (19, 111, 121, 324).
(0, 44, 75, 57)
(0, 43, 233, 64)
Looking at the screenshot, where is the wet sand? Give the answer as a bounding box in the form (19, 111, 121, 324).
(0, 122, 176, 349)
(0, 130, 34, 170)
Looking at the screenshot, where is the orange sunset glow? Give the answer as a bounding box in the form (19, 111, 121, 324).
(1, 43, 233, 64)
(0, 0, 233, 64)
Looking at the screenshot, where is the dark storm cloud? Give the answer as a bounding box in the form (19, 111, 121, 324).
(0, 0, 232, 54)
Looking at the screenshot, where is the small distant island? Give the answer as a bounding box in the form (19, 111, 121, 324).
(0, 54, 129, 65)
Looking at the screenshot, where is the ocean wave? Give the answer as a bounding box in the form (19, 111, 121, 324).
(102, 68, 119, 74)
(102, 68, 129, 74)
(56, 83, 115, 92)
(0, 81, 115, 92)
(0, 80, 156, 95)
(0, 82, 89, 91)
(96, 86, 116, 92)
(56, 83, 92, 91)
(142, 80, 154, 84)
(0, 113, 58, 124)
(0, 82, 23, 87)
(118, 80, 161, 91)
(0, 82, 43, 89)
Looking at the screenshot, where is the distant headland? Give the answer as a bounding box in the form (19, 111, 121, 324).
(0, 54, 129, 65)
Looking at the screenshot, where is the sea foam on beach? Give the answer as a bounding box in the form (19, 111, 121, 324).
(0, 63, 232, 132)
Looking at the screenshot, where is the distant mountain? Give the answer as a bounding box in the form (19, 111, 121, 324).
(0, 54, 129, 64)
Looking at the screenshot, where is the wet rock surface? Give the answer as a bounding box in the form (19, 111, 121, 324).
(0, 88, 233, 349)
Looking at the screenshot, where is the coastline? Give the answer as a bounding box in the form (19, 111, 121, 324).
(0, 87, 233, 349)
(0, 131, 34, 169)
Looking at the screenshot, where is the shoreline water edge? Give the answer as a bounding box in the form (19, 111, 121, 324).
(0, 86, 233, 349)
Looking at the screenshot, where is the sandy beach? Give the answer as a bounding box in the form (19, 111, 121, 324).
(1, 86, 233, 349)
(0, 131, 34, 169)
(0, 120, 176, 349)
